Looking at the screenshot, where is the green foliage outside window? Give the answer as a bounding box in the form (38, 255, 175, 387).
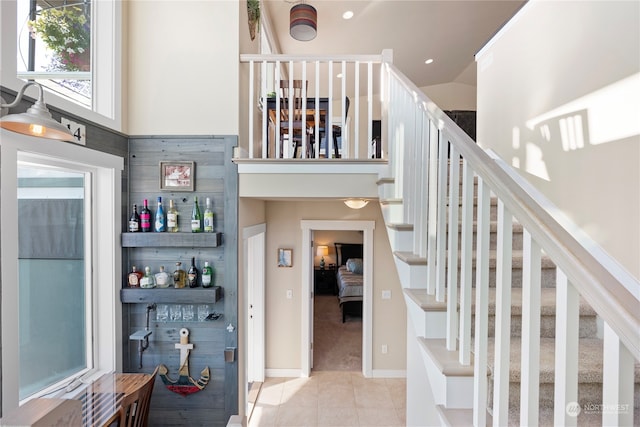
(28, 4, 91, 72)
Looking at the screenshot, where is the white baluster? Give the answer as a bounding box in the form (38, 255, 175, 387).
(458, 160, 473, 366)
(520, 230, 541, 426)
(446, 146, 460, 351)
(553, 269, 579, 427)
(435, 133, 448, 302)
(492, 200, 512, 426)
(602, 323, 635, 426)
(426, 120, 438, 295)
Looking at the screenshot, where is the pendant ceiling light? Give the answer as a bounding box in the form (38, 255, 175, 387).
(290, 3, 317, 41)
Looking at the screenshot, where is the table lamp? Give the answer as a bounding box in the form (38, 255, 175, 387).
(317, 245, 328, 269)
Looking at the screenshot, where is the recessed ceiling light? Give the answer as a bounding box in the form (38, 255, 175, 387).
(342, 11, 354, 20)
(425, 58, 434, 65)
(337, 73, 343, 78)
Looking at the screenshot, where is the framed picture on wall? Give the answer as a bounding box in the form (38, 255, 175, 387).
(160, 161, 195, 191)
(278, 248, 292, 267)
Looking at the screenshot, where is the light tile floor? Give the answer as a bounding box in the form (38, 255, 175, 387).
(249, 371, 406, 426)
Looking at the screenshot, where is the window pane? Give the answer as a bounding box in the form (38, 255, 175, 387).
(17, 165, 88, 400)
(17, 0, 92, 106)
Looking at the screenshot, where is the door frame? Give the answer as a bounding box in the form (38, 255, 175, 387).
(300, 220, 375, 377)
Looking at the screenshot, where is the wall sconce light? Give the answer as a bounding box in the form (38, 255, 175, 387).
(290, 3, 317, 41)
(0, 82, 73, 141)
(344, 199, 369, 209)
(316, 245, 328, 269)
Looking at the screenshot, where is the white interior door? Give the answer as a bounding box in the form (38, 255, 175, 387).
(244, 224, 266, 384)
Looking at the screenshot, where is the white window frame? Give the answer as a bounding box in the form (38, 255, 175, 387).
(1, 0, 123, 131)
(0, 130, 123, 413)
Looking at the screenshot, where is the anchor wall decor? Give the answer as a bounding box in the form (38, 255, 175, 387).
(158, 328, 210, 396)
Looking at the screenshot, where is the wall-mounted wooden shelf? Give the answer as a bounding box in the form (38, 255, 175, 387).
(120, 286, 222, 304)
(121, 232, 222, 248)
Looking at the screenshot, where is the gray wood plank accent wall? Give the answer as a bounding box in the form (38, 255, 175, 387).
(125, 136, 238, 426)
(1, 88, 239, 424)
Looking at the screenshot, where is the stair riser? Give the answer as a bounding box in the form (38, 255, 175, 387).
(394, 257, 427, 289)
(450, 266, 557, 288)
(386, 227, 413, 252)
(457, 228, 524, 251)
(472, 314, 598, 338)
(380, 203, 403, 223)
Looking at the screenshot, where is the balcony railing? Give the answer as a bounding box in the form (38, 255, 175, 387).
(240, 52, 391, 160)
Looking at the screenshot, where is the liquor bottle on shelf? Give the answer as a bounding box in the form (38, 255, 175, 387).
(187, 257, 199, 288)
(154, 196, 166, 232)
(173, 262, 186, 289)
(128, 204, 140, 232)
(191, 197, 202, 233)
(204, 197, 214, 233)
(140, 199, 152, 232)
(167, 199, 179, 232)
(140, 266, 156, 289)
(128, 265, 143, 287)
(201, 261, 214, 288)
(155, 265, 171, 288)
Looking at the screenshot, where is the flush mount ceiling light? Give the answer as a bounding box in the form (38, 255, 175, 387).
(290, 3, 317, 41)
(0, 82, 73, 141)
(344, 199, 369, 209)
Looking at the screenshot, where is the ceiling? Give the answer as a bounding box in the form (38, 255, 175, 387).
(262, 0, 526, 88)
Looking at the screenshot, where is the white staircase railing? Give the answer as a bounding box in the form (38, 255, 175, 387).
(240, 52, 391, 160)
(384, 62, 640, 425)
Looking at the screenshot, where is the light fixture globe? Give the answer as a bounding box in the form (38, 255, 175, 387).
(290, 3, 317, 41)
(344, 199, 369, 209)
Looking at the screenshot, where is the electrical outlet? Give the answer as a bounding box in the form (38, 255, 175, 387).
(382, 344, 388, 354)
(61, 117, 86, 145)
(286, 289, 293, 299)
(382, 290, 391, 299)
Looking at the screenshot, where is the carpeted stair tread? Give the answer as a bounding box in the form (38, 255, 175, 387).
(404, 288, 446, 311)
(485, 337, 640, 384)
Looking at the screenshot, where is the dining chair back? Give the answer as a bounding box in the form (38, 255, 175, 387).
(278, 79, 314, 158)
(111, 366, 158, 427)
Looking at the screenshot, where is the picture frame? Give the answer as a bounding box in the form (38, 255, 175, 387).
(278, 248, 292, 267)
(160, 161, 195, 192)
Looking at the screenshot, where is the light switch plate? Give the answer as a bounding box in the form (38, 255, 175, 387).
(382, 290, 392, 299)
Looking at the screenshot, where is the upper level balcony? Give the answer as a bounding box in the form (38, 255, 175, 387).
(235, 52, 393, 200)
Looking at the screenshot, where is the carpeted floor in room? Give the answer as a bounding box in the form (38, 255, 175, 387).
(312, 294, 362, 371)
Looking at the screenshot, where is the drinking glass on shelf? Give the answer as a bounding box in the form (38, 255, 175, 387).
(197, 304, 210, 322)
(170, 304, 182, 321)
(182, 304, 195, 321)
(156, 304, 169, 322)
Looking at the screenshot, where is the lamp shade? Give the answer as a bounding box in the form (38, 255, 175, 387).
(344, 199, 369, 209)
(316, 245, 329, 257)
(290, 3, 317, 41)
(0, 83, 73, 141)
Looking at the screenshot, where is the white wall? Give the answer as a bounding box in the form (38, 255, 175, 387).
(126, 1, 239, 135)
(476, 0, 640, 279)
(421, 81, 477, 111)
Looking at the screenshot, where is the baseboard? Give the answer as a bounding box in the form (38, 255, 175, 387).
(264, 368, 303, 378)
(371, 369, 407, 378)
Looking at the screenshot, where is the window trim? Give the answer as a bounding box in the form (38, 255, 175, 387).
(0, 130, 123, 413)
(1, 0, 123, 132)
